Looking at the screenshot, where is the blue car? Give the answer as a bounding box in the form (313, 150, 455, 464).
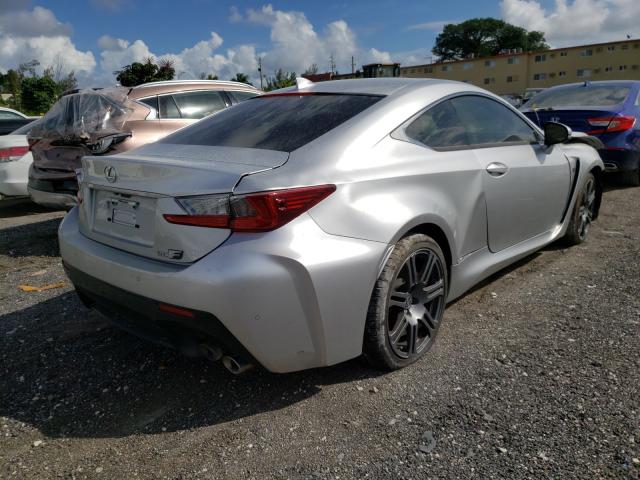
(522, 80, 640, 185)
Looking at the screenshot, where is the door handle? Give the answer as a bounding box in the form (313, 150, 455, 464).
(486, 162, 508, 177)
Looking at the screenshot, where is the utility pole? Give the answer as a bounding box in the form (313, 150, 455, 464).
(351, 56, 355, 75)
(329, 54, 336, 75)
(258, 57, 264, 90)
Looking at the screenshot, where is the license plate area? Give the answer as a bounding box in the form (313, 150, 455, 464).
(91, 188, 156, 247)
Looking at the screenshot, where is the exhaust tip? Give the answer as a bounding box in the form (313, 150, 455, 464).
(222, 355, 253, 375)
(200, 344, 223, 362)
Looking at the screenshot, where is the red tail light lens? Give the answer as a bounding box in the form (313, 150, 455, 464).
(587, 115, 636, 134)
(164, 184, 336, 232)
(0, 146, 29, 162)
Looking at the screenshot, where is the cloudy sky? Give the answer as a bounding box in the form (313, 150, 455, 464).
(0, 0, 638, 87)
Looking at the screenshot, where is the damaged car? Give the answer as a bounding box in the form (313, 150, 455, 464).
(59, 78, 604, 374)
(27, 80, 261, 209)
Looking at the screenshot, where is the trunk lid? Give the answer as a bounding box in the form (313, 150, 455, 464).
(78, 144, 288, 263)
(523, 108, 622, 134)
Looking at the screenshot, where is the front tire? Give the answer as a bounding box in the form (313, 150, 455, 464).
(363, 234, 447, 370)
(563, 172, 596, 246)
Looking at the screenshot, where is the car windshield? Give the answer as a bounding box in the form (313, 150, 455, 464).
(160, 93, 384, 153)
(528, 84, 631, 109)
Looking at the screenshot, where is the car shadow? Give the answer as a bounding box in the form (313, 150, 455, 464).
(602, 173, 638, 193)
(0, 197, 61, 218)
(0, 217, 61, 257)
(0, 292, 383, 440)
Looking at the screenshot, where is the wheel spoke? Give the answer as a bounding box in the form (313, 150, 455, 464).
(407, 255, 419, 286)
(420, 253, 435, 284)
(390, 290, 411, 309)
(407, 322, 418, 354)
(389, 315, 409, 345)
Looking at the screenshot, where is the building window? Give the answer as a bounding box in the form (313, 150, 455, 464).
(632, 65, 639, 70)
(607, 45, 615, 52)
(534, 54, 546, 62)
(605, 66, 613, 72)
(533, 73, 547, 81)
(621, 44, 629, 50)
(441, 65, 452, 72)
(635, 43, 640, 49)
(577, 68, 592, 77)
(484, 60, 496, 67)
(507, 57, 519, 65)
(560, 51, 568, 57)
(619, 65, 628, 71)
(463, 63, 473, 70)
(424, 67, 433, 73)
(580, 49, 593, 56)
(558, 71, 567, 77)
(483, 77, 495, 85)
(506, 75, 519, 83)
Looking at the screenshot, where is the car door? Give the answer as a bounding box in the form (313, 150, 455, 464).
(450, 95, 571, 252)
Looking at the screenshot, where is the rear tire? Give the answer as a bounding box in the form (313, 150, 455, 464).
(563, 172, 596, 246)
(363, 234, 447, 370)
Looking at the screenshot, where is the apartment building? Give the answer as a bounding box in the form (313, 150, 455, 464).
(400, 38, 640, 95)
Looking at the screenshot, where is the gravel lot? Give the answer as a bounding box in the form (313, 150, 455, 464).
(0, 184, 639, 480)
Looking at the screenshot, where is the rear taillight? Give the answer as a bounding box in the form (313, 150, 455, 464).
(587, 115, 636, 134)
(163, 184, 336, 232)
(0, 146, 29, 163)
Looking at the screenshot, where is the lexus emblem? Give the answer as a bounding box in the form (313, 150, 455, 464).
(550, 116, 561, 123)
(104, 165, 117, 183)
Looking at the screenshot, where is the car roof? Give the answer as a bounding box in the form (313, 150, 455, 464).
(0, 106, 27, 117)
(129, 80, 261, 98)
(293, 78, 463, 96)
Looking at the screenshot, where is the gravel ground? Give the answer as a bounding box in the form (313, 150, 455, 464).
(0, 184, 639, 480)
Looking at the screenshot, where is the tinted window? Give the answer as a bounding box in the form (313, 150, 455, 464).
(228, 90, 258, 102)
(172, 90, 227, 119)
(159, 95, 181, 119)
(0, 110, 23, 119)
(161, 94, 383, 153)
(139, 96, 158, 111)
(11, 120, 38, 135)
(451, 96, 537, 145)
(528, 84, 631, 108)
(405, 100, 468, 148)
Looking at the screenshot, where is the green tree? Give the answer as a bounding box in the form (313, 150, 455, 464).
(265, 69, 296, 91)
(432, 18, 548, 61)
(115, 57, 175, 87)
(230, 72, 252, 85)
(199, 72, 219, 80)
(0, 69, 22, 109)
(21, 76, 58, 115)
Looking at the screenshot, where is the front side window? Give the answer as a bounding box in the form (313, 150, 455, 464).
(171, 90, 227, 119)
(160, 93, 383, 153)
(451, 96, 538, 146)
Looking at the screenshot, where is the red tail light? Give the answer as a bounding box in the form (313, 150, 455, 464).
(164, 184, 336, 232)
(587, 115, 636, 134)
(0, 146, 29, 162)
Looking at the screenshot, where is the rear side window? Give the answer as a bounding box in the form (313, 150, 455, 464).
(0, 110, 23, 119)
(405, 100, 468, 148)
(228, 90, 258, 102)
(139, 96, 158, 111)
(528, 85, 631, 108)
(160, 93, 383, 152)
(172, 90, 227, 119)
(159, 95, 180, 119)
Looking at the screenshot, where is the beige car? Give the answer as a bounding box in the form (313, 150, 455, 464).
(28, 80, 260, 208)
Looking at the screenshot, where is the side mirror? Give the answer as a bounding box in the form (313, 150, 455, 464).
(543, 122, 572, 146)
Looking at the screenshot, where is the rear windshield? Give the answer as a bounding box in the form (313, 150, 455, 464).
(528, 85, 631, 109)
(160, 93, 383, 152)
(11, 120, 39, 135)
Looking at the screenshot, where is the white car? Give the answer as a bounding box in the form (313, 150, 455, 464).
(0, 122, 35, 198)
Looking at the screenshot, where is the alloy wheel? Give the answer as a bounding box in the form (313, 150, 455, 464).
(387, 248, 446, 359)
(578, 177, 596, 241)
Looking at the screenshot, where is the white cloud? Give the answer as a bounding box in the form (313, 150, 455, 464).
(501, 0, 640, 46)
(0, 6, 95, 76)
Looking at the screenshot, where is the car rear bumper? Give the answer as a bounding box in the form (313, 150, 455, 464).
(59, 207, 388, 373)
(599, 149, 640, 172)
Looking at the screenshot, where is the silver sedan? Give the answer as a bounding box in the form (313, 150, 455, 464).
(59, 78, 603, 373)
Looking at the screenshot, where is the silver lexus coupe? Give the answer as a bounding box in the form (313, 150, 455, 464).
(59, 78, 604, 373)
